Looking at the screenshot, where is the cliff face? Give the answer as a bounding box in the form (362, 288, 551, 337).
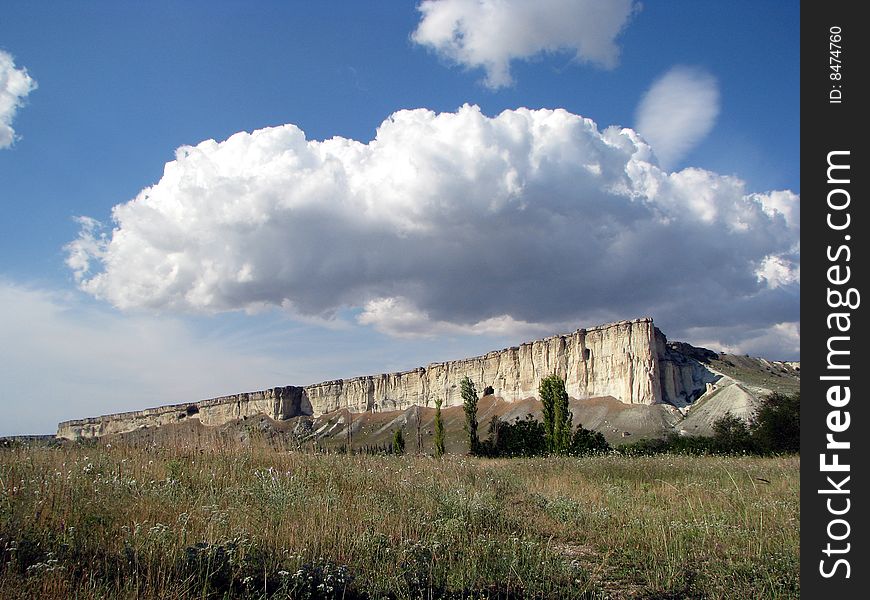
(304, 318, 664, 414)
(57, 317, 711, 440)
(57, 387, 309, 440)
(654, 336, 720, 408)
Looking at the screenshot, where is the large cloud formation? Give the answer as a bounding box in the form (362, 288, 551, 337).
(0, 50, 37, 149)
(635, 66, 720, 169)
(412, 0, 637, 88)
(67, 105, 799, 355)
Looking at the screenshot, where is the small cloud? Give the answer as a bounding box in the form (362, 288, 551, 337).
(756, 255, 800, 289)
(358, 296, 553, 339)
(635, 66, 719, 169)
(412, 0, 638, 88)
(0, 50, 37, 149)
(66, 216, 107, 283)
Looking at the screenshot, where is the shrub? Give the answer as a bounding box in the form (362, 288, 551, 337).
(480, 414, 547, 457)
(392, 429, 405, 455)
(618, 391, 801, 457)
(618, 437, 672, 456)
(618, 435, 714, 456)
(568, 423, 610, 455)
(750, 392, 800, 454)
(711, 413, 754, 454)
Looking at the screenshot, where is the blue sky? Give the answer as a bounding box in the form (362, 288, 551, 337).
(1, 1, 799, 435)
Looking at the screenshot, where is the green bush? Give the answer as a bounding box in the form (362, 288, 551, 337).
(618, 392, 800, 456)
(392, 429, 405, 455)
(712, 413, 754, 454)
(480, 414, 547, 457)
(568, 423, 610, 455)
(750, 392, 800, 454)
(479, 416, 610, 458)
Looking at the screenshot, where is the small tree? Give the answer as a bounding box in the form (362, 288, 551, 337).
(434, 397, 446, 458)
(711, 412, 753, 454)
(478, 415, 502, 457)
(392, 429, 406, 455)
(553, 384, 571, 453)
(486, 415, 501, 455)
(539, 374, 571, 454)
(461, 376, 480, 455)
(751, 392, 800, 454)
(539, 377, 556, 449)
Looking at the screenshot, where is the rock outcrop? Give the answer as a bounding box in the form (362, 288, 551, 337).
(57, 387, 310, 440)
(57, 317, 717, 440)
(656, 339, 720, 408)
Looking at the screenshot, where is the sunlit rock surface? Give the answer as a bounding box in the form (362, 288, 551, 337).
(57, 317, 732, 440)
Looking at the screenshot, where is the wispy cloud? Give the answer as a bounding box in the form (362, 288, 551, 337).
(412, 0, 637, 88)
(635, 66, 720, 169)
(0, 50, 37, 149)
(684, 322, 800, 362)
(0, 281, 300, 436)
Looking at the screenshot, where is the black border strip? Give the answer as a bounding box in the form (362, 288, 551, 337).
(802, 2, 868, 596)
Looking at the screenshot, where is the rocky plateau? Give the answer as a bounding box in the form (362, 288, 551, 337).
(56, 317, 800, 442)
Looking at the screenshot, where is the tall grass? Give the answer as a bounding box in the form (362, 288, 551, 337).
(0, 441, 798, 599)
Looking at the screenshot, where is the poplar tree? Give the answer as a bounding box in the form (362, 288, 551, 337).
(539, 374, 571, 454)
(434, 397, 445, 458)
(460, 376, 480, 455)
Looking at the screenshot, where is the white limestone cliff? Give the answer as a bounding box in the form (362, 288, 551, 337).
(57, 317, 712, 440)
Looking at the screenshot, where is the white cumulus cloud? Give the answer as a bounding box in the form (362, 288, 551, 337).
(412, 0, 637, 88)
(756, 255, 800, 289)
(0, 50, 37, 149)
(635, 66, 719, 169)
(66, 104, 799, 356)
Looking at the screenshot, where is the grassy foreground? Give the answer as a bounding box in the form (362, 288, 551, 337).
(0, 443, 798, 599)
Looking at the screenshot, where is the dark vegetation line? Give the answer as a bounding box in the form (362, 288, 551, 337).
(456, 377, 799, 459)
(323, 377, 799, 459)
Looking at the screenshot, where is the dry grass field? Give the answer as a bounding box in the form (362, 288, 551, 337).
(0, 440, 798, 599)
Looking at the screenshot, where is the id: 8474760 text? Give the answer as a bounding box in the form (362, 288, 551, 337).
(829, 26, 843, 104)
